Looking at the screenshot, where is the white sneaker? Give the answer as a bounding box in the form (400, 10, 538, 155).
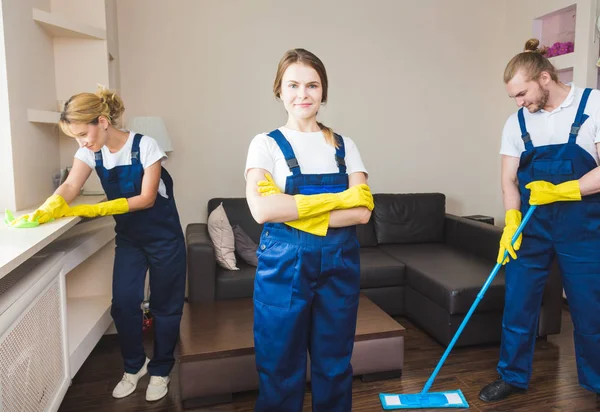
(112, 358, 150, 399)
(146, 375, 170, 401)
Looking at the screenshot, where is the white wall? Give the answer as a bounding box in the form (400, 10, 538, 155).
(117, 0, 518, 229)
(0, 2, 16, 211)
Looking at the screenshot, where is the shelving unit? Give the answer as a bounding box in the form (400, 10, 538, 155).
(533, 4, 576, 54)
(27, 109, 61, 124)
(549, 52, 577, 71)
(531, 1, 599, 88)
(32, 8, 106, 40)
(28, 1, 117, 201)
(0, 2, 121, 410)
(558, 68, 574, 84)
(38, 216, 116, 378)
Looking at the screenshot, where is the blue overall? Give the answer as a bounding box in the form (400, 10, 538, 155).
(498, 88, 600, 392)
(253, 129, 361, 412)
(95, 133, 186, 377)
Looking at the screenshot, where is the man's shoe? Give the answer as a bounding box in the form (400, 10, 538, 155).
(112, 358, 150, 399)
(479, 379, 525, 402)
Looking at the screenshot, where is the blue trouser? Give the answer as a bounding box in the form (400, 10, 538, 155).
(498, 210, 600, 391)
(253, 223, 360, 412)
(111, 234, 186, 377)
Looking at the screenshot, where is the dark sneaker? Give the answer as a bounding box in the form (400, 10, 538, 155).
(479, 379, 525, 402)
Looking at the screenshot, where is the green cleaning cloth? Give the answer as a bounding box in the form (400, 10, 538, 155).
(4, 209, 40, 228)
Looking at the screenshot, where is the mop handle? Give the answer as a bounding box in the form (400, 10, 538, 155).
(421, 205, 537, 394)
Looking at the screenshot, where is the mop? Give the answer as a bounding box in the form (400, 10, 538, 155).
(379, 205, 537, 409)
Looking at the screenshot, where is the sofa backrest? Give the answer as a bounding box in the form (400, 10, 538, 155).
(372, 193, 446, 244)
(207, 197, 379, 247)
(207, 193, 446, 247)
(356, 218, 378, 247)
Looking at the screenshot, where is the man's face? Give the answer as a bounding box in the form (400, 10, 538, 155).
(507, 70, 550, 113)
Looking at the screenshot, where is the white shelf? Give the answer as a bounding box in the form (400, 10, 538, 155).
(27, 109, 60, 124)
(0, 195, 106, 279)
(40, 217, 116, 274)
(33, 8, 106, 40)
(548, 52, 575, 71)
(67, 294, 112, 377)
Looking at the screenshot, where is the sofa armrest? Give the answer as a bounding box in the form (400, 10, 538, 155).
(186, 223, 217, 302)
(444, 214, 563, 337)
(444, 214, 501, 262)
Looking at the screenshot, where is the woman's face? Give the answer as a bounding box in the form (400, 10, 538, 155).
(279, 63, 323, 122)
(69, 117, 109, 152)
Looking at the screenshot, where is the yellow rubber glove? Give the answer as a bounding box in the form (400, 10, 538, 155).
(256, 173, 282, 196)
(525, 180, 581, 205)
(257, 173, 331, 236)
(497, 209, 522, 265)
(11, 194, 71, 226)
(295, 184, 374, 219)
(66, 198, 129, 218)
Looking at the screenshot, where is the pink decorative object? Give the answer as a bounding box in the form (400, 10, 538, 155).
(545, 41, 574, 57)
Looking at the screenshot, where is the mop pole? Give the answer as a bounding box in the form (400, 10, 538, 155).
(421, 205, 537, 394)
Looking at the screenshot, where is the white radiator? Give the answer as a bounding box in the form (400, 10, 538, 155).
(0, 252, 70, 412)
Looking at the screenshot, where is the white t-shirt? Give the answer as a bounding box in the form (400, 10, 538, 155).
(75, 131, 169, 198)
(500, 85, 600, 164)
(244, 127, 368, 191)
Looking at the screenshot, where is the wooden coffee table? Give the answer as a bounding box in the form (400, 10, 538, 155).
(178, 293, 405, 408)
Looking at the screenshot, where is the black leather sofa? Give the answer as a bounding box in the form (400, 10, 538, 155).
(186, 193, 563, 347)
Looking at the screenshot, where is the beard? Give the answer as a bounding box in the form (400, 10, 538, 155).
(528, 84, 550, 113)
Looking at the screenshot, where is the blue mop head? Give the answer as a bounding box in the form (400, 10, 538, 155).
(379, 390, 469, 409)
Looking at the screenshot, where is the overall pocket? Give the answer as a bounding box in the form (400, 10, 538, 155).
(532, 159, 573, 180)
(254, 238, 297, 309)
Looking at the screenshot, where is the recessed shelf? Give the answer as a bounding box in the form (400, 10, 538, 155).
(33, 8, 106, 40)
(40, 217, 115, 274)
(533, 4, 576, 54)
(27, 109, 60, 124)
(67, 294, 112, 357)
(548, 52, 576, 71)
(558, 67, 574, 84)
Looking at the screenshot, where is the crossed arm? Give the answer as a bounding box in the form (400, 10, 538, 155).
(245, 168, 371, 227)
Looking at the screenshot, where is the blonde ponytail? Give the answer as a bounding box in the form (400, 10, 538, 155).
(317, 121, 340, 148)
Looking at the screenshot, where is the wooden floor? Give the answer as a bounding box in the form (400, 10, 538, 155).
(59, 306, 600, 412)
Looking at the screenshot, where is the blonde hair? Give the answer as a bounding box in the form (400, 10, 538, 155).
(273, 48, 340, 148)
(503, 38, 558, 83)
(59, 85, 125, 137)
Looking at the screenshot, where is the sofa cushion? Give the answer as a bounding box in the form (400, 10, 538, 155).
(207, 203, 239, 271)
(380, 243, 505, 315)
(208, 198, 263, 243)
(232, 224, 258, 266)
(373, 193, 445, 244)
(215, 261, 256, 300)
(359, 248, 406, 288)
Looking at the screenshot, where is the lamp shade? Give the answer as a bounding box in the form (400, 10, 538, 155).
(126, 116, 173, 152)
